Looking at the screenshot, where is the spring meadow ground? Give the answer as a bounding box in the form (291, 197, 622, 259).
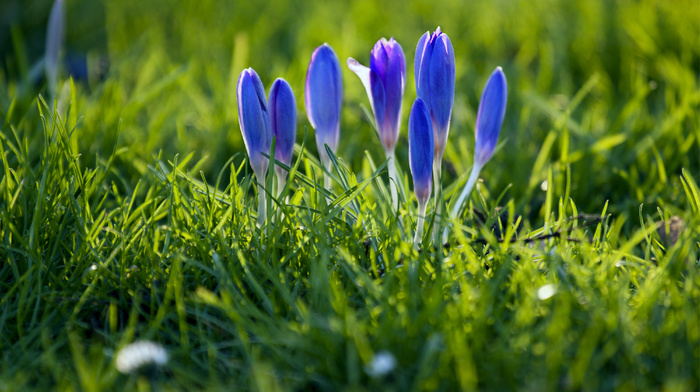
(1, 0, 699, 391)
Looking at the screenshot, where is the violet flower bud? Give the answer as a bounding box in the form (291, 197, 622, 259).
(237, 68, 271, 179)
(305, 43, 342, 170)
(448, 67, 508, 225)
(474, 67, 507, 166)
(414, 27, 455, 162)
(268, 78, 297, 183)
(408, 98, 434, 206)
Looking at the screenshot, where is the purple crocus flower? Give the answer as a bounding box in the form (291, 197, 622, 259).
(305, 43, 343, 179)
(415, 27, 455, 164)
(408, 98, 434, 244)
(449, 67, 508, 223)
(268, 78, 297, 194)
(238, 67, 272, 227)
(237, 68, 271, 180)
(347, 38, 406, 155)
(474, 67, 507, 167)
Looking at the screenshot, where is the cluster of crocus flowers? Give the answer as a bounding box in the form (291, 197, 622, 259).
(237, 30, 507, 246)
(348, 38, 406, 211)
(237, 69, 296, 228)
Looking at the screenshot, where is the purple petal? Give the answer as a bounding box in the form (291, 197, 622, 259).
(369, 68, 386, 141)
(305, 43, 342, 157)
(414, 32, 430, 99)
(238, 68, 271, 177)
(370, 39, 389, 83)
(427, 33, 455, 152)
(409, 98, 434, 205)
(381, 40, 405, 152)
(474, 67, 507, 166)
(268, 78, 297, 168)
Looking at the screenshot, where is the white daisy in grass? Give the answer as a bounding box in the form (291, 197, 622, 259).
(537, 284, 557, 301)
(115, 341, 168, 374)
(364, 350, 397, 378)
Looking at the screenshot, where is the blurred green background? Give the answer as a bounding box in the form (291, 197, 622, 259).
(1, 0, 699, 227)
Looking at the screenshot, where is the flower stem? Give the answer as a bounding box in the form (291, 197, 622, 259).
(431, 161, 442, 242)
(276, 171, 287, 222)
(443, 162, 482, 243)
(387, 153, 399, 213)
(322, 160, 333, 206)
(324, 169, 332, 191)
(450, 163, 482, 219)
(413, 200, 428, 246)
(276, 172, 286, 200)
(257, 182, 267, 231)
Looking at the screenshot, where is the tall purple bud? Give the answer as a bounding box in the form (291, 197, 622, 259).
(408, 98, 434, 244)
(449, 67, 508, 224)
(474, 67, 507, 167)
(237, 68, 271, 179)
(237, 68, 271, 227)
(305, 43, 342, 185)
(268, 78, 297, 195)
(414, 27, 455, 165)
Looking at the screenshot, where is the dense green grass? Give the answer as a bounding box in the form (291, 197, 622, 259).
(1, 0, 699, 390)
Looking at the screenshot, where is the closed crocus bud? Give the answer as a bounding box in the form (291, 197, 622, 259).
(448, 67, 508, 226)
(347, 38, 406, 154)
(305, 44, 343, 175)
(415, 27, 455, 163)
(409, 98, 434, 245)
(409, 98, 434, 205)
(474, 67, 507, 167)
(268, 78, 297, 195)
(237, 68, 271, 180)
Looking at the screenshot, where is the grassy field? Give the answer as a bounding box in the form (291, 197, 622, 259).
(1, 0, 699, 390)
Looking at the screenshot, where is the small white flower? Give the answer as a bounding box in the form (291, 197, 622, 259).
(537, 284, 557, 300)
(364, 351, 396, 378)
(115, 341, 168, 374)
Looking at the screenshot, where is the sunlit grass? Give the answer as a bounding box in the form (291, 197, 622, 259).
(1, 0, 699, 390)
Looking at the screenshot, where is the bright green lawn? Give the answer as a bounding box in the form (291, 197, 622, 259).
(1, 0, 699, 390)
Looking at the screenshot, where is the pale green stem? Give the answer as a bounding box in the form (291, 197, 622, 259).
(322, 159, 333, 206)
(276, 172, 286, 200)
(444, 162, 482, 243)
(257, 182, 267, 230)
(276, 172, 287, 222)
(450, 162, 482, 219)
(324, 169, 332, 190)
(431, 160, 443, 241)
(413, 200, 428, 247)
(386, 153, 399, 213)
